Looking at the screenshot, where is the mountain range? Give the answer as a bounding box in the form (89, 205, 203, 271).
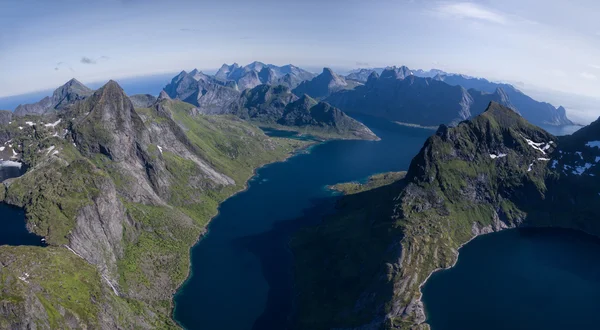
(341, 67, 573, 127)
(292, 101, 600, 329)
(215, 61, 315, 90)
(0, 63, 597, 330)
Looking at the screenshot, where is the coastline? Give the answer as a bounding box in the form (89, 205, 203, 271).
(170, 137, 320, 327)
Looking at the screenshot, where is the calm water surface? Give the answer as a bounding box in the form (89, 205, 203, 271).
(173, 116, 432, 330)
(0, 165, 45, 246)
(422, 228, 600, 330)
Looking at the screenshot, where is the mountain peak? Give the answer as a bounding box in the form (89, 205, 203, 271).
(322, 67, 335, 77)
(158, 90, 171, 101)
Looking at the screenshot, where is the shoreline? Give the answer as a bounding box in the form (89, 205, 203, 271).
(169, 137, 320, 327)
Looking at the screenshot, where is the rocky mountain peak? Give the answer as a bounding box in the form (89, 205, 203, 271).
(158, 90, 171, 101)
(73, 80, 148, 162)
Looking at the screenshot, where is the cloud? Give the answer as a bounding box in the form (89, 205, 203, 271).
(356, 61, 370, 67)
(54, 62, 74, 72)
(434, 2, 507, 25)
(580, 72, 597, 80)
(589, 64, 600, 70)
(80, 56, 110, 64)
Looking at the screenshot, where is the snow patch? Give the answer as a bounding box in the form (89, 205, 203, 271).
(489, 153, 507, 159)
(46, 146, 55, 155)
(522, 135, 551, 154)
(576, 151, 583, 160)
(44, 119, 61, 128)
(18, 126, 23, 130)
(551, 160, 558, 169)
(25, 121, 34, 126)
(157, 145, 163, 154)
(537, 158, 550, 161)
(0, 160, 22, 168)
(527, 163, 534, 172)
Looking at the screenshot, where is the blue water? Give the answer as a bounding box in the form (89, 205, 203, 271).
(173, 115, 432, 330)
(0, 166, 45, 246)
(422, 228, 600, 330)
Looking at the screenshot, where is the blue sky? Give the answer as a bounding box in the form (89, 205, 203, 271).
(1, 0, 599, 115)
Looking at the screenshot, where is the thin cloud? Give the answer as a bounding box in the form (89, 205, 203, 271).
(434, 2, 507, 25)
(55, 62, 74, 72)
(580, 72, 597, 80)
(356, 61, 370, 67)
(589, 64, 600, 70)
(81, 56, 110, 64)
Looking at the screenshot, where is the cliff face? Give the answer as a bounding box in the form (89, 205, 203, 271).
(0, 80, 309, 329)
(292, 102, 600, 329)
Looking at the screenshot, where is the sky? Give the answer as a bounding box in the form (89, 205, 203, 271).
(1, 0, 599, 120)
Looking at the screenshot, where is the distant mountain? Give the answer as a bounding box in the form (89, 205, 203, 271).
(326, 68, 513, 126)
(292, 68, 361, 100)
(163, 70, 240, 109)
(197, 84, 377, 140)
(432, 73, 573, 126)
(345, 68, 384, 82)
(215, 61, 315, 90)
(129, 94, 157, 108)
(14, 78, 93, 116)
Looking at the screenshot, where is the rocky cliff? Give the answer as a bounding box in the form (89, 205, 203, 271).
(292, 102, 600, 329)
(0, 80, 309, 329)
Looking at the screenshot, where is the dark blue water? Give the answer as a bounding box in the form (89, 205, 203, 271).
(0, 166, 45, 246)
(173, 115, 432, 330)
(422, 228, 600, 330)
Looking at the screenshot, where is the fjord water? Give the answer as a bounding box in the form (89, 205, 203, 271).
(0, 166, 44, 246)
(422, 228, 600, 330)
(173, 115, 433, 330)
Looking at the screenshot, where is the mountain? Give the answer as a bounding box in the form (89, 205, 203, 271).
(163, 70, 240, 108)
(292, 102, 600, 329)
(14, 78, 93, 116)
(201, 84, 378, 140)
(433, 73, 573, 126)
(0, 80, 309, 328)
(292, 68, 361, 100)
(327, 68, 513, 126)
(129, 94, 157, 108)
(215, 62, 315, 90)
(346, 68, 385, 82)
(0, 110, 11, 125)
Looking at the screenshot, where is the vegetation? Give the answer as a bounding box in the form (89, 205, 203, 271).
(291, 103, 598, 330)
(0, 88, 312, 329)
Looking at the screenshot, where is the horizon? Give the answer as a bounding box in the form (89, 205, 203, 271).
(2, 1, 599, 94)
